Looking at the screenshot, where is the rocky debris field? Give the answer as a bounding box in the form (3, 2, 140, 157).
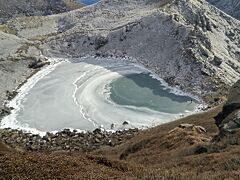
(0, 128, 139, 152)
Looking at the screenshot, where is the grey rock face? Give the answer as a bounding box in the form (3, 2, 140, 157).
(221, 110, 240, 132)
(0, 0, 83, 24)
(207, 0, 240, 20)
(225, 80, 240, 109)
(43, 0, 240, 95)
(215, 80, 240, 134)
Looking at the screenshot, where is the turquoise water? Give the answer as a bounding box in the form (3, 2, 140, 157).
(78, 0, 99, 5)
(110, 73, 197, 114)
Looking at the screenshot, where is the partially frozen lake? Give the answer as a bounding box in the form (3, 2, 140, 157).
(1, 57, 199, 134)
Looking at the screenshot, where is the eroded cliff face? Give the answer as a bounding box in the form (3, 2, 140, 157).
(207, 0, 240, 20)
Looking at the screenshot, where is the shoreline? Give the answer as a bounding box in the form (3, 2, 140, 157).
(0, 105, 220, 152)
(0, 58, 63, 135)
(1, 56, 204, 135)
(0, 55, 220, 154)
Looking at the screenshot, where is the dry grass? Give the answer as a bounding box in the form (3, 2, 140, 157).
(1, 105, 240, 179)
(94, 105, 240, 179)
(98, 106, 221, 160)
(63, 0, 85, 10)
(10, 16, 46, 29)
(0, 152, 135, 180)
(29, 32, 59, 42)
(0, 25, 17, 35)
(0, 142, 13, 154)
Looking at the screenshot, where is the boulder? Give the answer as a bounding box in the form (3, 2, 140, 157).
(179, 124, 194, 129)
(0, 107, 11, 117)
(179, 124, 207, 133)
(28, 58, 50, 69)
(215, 80, 240, 134)
(94, 36, 108, 50)
(123, 121, 130, 125)
(219, 110, 240, 133)
(93, 128, 102, 134)
(6, 90, 17, 100)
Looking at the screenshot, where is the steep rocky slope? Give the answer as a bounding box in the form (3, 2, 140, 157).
(37, 0, 239, 96)
(0, 0, 84, 109)
(0, 0, 239, 101)
(0, 0, 84, 24)
(207, 0, 240, 20)
(0, 31, 32, 110)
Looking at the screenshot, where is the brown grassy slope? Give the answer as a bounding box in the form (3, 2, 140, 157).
(93, 105, 240, 179)
(98, 106, 222, 162)
(1, 105, 240, 179)
(0, 141, 14, 154)
(63, 0, 85, 10)
(0, 152, 135, 180)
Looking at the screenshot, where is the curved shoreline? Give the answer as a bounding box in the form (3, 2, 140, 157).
(0, 56, 204, 136)
(0, 58, 64, 136)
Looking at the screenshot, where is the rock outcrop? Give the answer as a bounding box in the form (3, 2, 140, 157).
(215, 80, 240, 134)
